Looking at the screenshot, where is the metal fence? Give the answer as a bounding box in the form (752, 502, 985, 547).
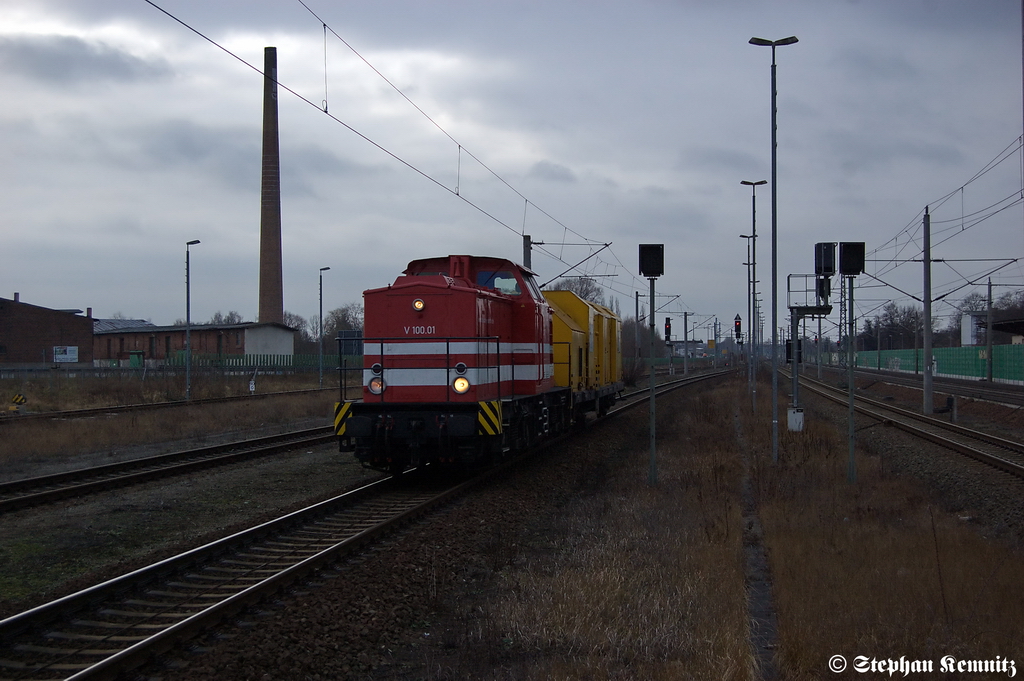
(819, 344, 1024, 385)
(0, 354, 366, 380)
(159, 353, 363, 369)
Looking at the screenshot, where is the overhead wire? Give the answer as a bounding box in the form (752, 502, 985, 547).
(145, 0, 545, 244)
(145, 0, 709, 313)
(295, 0, 630, 296)
(860, 133, 1024, 320)
(293, 0, 600, 249)
(297, 0, 632, 295)
(867, 137, 1024, 280)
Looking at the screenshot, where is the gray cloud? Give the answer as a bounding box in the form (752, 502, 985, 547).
(823, 128, 965, 176)
(0, 34, 171, 85)
(528, 160, 577, 183)
(678, 146, 766, 175)
(2, 0, 1021, 327)
(128, 119, 258, 191)
(829, 47, 920, 82)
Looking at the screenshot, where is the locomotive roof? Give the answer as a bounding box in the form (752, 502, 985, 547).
(403, 255, 536, 277)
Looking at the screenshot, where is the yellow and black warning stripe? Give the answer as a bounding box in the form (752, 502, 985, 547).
(334, 401, 353, 436)
(11, 394, 26, 405)
(477, 400, 502, 436)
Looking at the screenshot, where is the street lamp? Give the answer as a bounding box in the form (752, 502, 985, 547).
(741, 178, 766, 412)
(319, 266, 331, 389)
(185, 239, 201, 401)
(740, 233, 755, 412)
(750, 35, 797, 463)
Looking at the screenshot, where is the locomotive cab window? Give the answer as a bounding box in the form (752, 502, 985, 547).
(477, 270, 522, 296)
(524, 275, 544, 301)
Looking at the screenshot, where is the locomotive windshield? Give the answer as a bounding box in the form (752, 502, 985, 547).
(524, 275, 544, 301)
(477, 270, 522, 296)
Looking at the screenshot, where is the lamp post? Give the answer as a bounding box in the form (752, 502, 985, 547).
(740, 233, 755, 411)
(185, 239, 201, 401)
(319, 266, 331, 389)
(749, 35, 797, 463)
(741, 177, 766, 413)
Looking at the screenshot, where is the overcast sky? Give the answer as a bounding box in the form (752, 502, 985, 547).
(2, 0, 1022, 342)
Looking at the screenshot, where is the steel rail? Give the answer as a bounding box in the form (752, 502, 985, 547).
(817, 365, 1024, 407)
(798, 373, 1024, 479)
(0, 427, 334, 514)
(0, 368, 721, 514)
(0, 474, 467, 680)
(611, 368, 736, 412)
(0, 387, 343, 425)
(0, 369, 736, 679)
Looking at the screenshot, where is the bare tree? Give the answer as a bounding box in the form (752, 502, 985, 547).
(209, 311, 245, 325)
(944, 293, 987, 342)
(283, 311, 312, 342)
(324, 303, 364, 339)
(546, 277, 605, 306)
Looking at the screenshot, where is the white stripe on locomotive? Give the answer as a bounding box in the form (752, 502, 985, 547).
(363, 341, 552, 357)
(362, 364, 553, 387)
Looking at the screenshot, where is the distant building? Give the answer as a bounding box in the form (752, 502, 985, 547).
(0, 294, 94, 366)
(961, 312, 987, 346)
(93, 321, 295, 367)
(991, 318, 1024, 346)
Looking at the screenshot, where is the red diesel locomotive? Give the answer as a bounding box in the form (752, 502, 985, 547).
(335, 254, 623, 473)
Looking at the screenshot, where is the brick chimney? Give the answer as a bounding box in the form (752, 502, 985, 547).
(258, 46, 284, 325)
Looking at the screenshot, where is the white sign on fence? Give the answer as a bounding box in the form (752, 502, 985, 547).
(53, 346, 78, 362)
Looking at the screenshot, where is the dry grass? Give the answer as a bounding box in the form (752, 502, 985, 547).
(0, 371, 339, 412)
(0, 391, 334, 476)
(743, 390, 1024, 679)
(0, 372, 341, 474)
(483, 383, 752, 680)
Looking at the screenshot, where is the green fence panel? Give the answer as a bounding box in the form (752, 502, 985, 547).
(993, 345, 1024, 384)
(838, 344, 1024, 385)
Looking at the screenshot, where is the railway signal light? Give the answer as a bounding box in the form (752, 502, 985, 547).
(734, 315, 742, 339)
(639, 244, 664, 278)
(839, 242, 865, 275)
(786, 339, 803, 364)
(817, 276, 831, 303)
(664, 317, 671, 342)
(814, 242, 836, 276)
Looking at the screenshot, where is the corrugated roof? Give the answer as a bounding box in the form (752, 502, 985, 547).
(992, 318, 1024, 335)
(92, 321, 297, 334)
(92, 319, 156, 333)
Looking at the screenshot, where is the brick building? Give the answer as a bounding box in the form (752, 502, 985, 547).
(0, 294, 94, 366)
(93, 321, 295, 366)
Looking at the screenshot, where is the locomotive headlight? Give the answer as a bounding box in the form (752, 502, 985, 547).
(455, 362, 467, 375)
(412, 298, 425, 312)
(368, 376, 386, 394)
(452, 376, 471, 394)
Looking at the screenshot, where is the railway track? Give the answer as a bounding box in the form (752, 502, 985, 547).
(797, 373, 1024, 479)
(0, 474, 459, 680)
(0, 369, 734, 680)
(0, 368, 728, 515)
(0, 428, 334, 515)
(0, 387, 346, 425)
(814, 364, 1024, 407)
(0, 365, 699, 425)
